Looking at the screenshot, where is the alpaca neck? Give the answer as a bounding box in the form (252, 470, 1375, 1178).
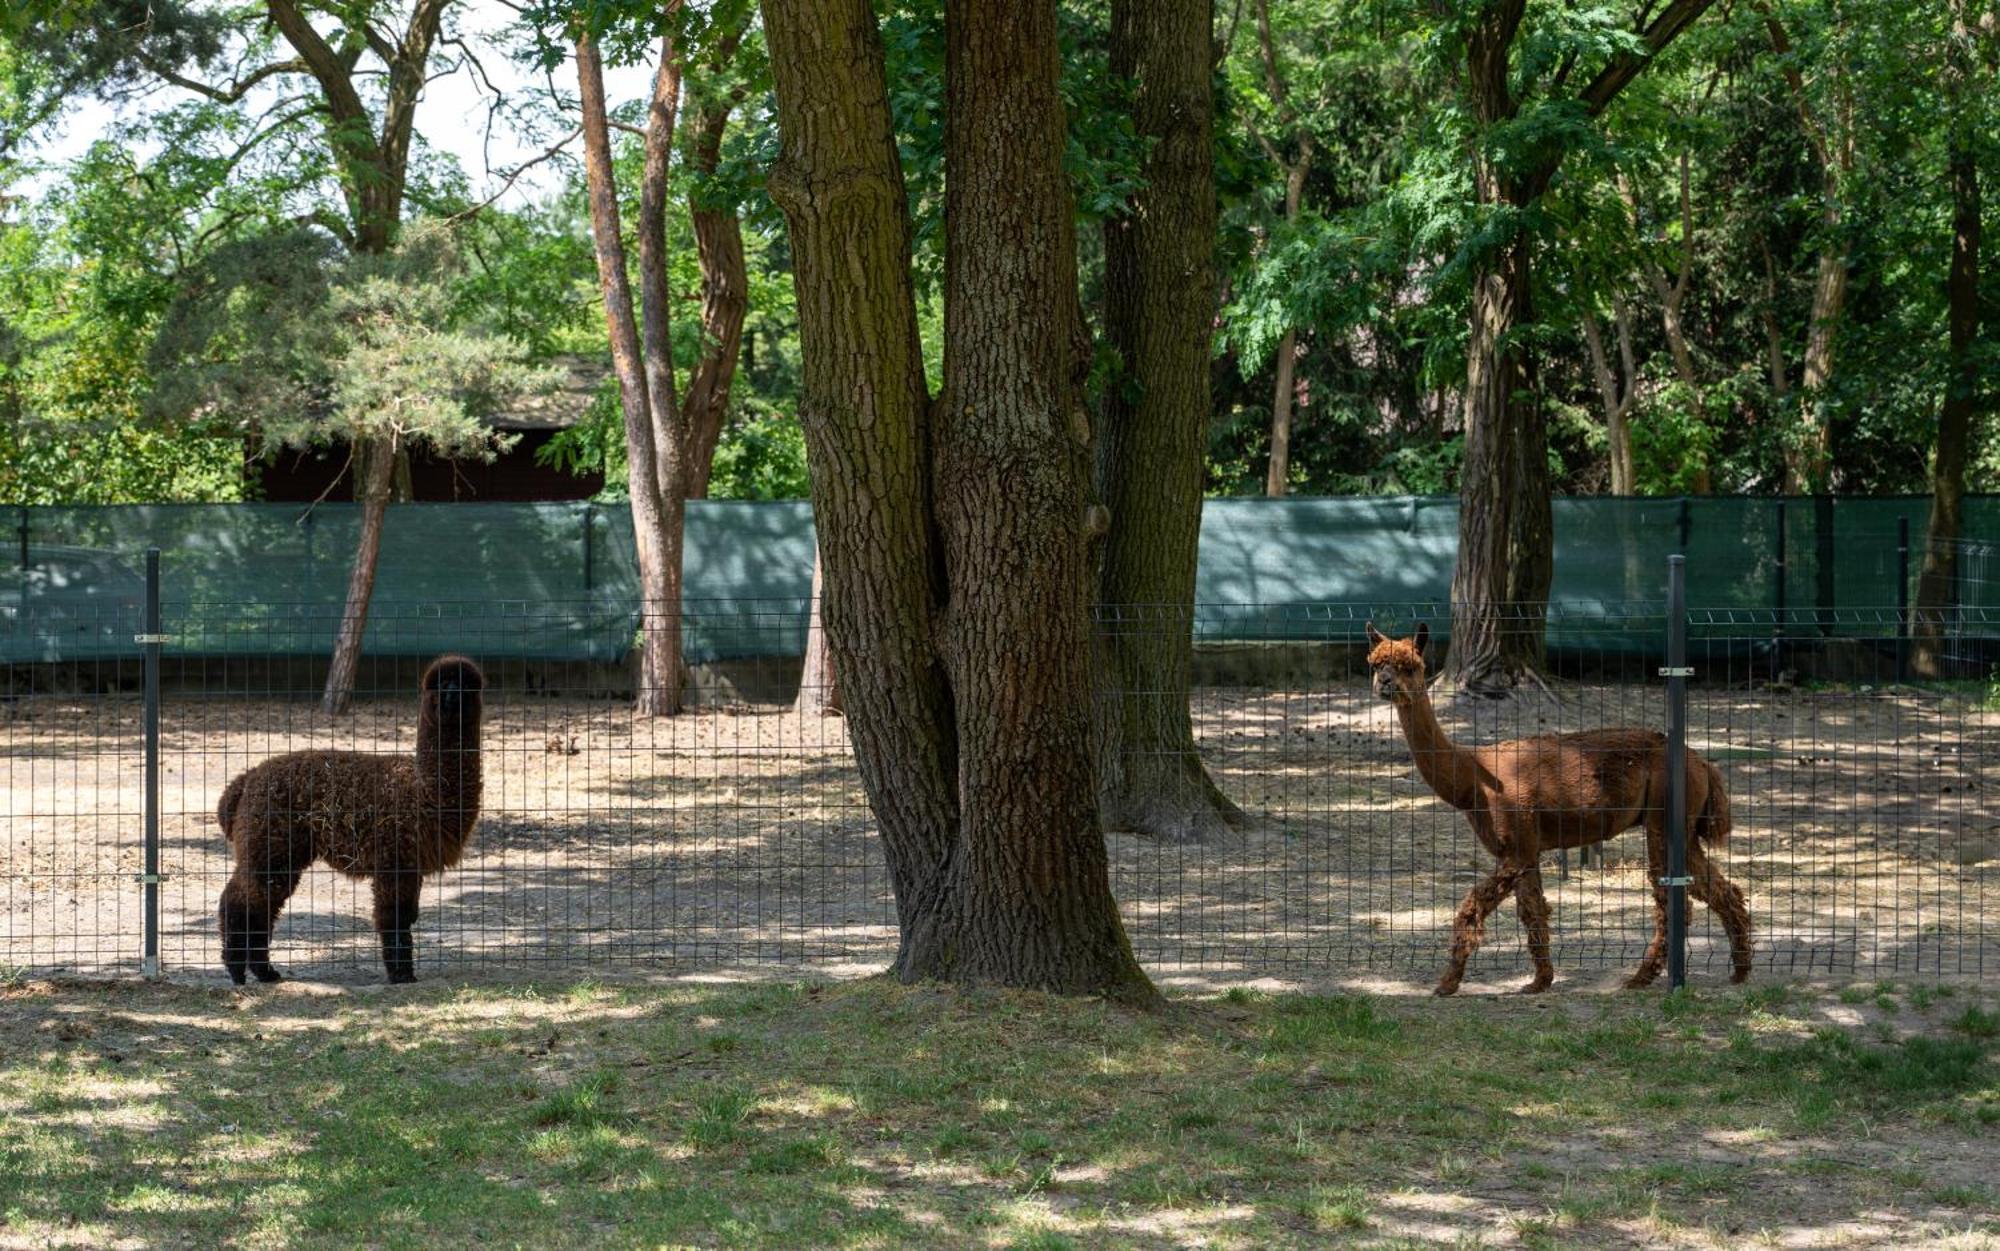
(1394, 690, 1481, 811)
(417, 704, 482, 816)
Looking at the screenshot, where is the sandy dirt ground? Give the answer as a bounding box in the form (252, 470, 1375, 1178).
(3, 680, 1997, 988)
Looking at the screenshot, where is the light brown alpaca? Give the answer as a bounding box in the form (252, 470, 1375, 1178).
(1366, 624, 1752, 994)
(217, 655, 484, 984)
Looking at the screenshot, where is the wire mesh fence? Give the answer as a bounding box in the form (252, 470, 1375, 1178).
(2, 565, 1995, 987)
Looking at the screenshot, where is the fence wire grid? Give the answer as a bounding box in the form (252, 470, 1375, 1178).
(2, 582, 1996, 989)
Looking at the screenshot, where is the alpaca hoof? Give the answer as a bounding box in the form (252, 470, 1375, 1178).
(1516, 978, 1553, 995)
(386, 971, 417, 985)
(1731, 967, 1751, 984)
(227, 968, 247, 986)
(1432, 982, 1460, 998)
(252, 967, 284, 984)
(1621, 973, 1658, 991)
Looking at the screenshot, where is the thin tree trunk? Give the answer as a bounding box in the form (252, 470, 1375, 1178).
(682, 27, 752, 498)
(267, 0, 447, 713)
(794, 549, 841, 715)
(577, 34, 681, 716)
(321, 432, 396, 714)
(1915, 1, 1984, 678)
(1254, 0, 1309, 499)
(1097, 0, 1247, 843)
(1581, 306, 1637, 496)
(1266, 327, 1298, 497)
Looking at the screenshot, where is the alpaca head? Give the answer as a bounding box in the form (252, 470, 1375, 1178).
(421, 654, 485, 739)
(1364, 622, 1428, 706)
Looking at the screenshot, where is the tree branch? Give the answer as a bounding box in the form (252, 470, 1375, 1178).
(133, 53, 308, 104)
(445, 127, 582, 223)
(1578, 0, 1718, 117)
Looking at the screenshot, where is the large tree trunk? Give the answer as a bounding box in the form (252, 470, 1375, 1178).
(1438, 0, 1545, 695)
(577, 34, 682, 716)
(1915, 2, 1984, 678)
(921, 0, 1152, 997)
(764, 0, 1153, 1001)
(321, 432, 396, 714)
(1443, 232, 1539, 694)
(1096, 0, 1247, 844)
(763, 0, 975, 988)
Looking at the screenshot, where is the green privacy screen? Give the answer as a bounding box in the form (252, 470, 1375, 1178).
(2, 496, 1993, 663)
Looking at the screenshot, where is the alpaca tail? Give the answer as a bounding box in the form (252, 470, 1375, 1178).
(216, 774, 246, 846)
(1692, 754, 1732, 848)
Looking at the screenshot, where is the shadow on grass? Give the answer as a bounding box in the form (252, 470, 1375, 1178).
(1, 977, 1995, 1249)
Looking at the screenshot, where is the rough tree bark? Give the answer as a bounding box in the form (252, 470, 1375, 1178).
(1440, 0, 1715, 695)
(762, 0, 1155, 1002)
(1096, 0, 1248, 843)
(1914, 0, 1987, 677)
(577, 33, 683, 715)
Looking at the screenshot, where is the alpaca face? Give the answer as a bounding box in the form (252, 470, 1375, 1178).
(1364, 623, 1428, 706)
(422, 655, 486, 733)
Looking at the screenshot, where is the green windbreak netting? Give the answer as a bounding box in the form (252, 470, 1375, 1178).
(1, 496, 1992, 663)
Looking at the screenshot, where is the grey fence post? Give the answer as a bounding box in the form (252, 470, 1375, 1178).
(1664, 554, 1690, 992)
(1773, 499, 1787, 683)
(140, 549, 163, 978)
(16, 506, 26, 570)
(1676, 496, 1691, 554)
(1896, 514, 1910, 683)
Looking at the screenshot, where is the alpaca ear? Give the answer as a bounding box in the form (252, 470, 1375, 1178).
(1365, 622, 1386, 647)
(1414, 623, 1430, 656)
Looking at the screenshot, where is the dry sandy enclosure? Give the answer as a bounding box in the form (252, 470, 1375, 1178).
(3, 679, 1997, 988)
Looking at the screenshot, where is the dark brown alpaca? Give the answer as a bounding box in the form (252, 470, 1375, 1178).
(1365, 624, 1752, 995)
(216, 655, 484, 984)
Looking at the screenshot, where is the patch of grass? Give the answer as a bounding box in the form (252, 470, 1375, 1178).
(1950, 1005, 1998, 1039)
(531, 1071, 625, 1130)
(0, 980, 1992, 1250)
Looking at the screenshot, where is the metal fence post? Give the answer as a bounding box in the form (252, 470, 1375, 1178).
(1664, 554, 1690, 992)
(140, 549, 163, 978)
(1896, 515, 1910, 683)
(1774, 499, 1787, 683)
(1676, 496, 1691, 555)
(16, 506, 27, 570)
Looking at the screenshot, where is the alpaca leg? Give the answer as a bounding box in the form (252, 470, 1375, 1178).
(372, 870, 424, 984)
(1625, 884, 1671, 990)
(1625, 825, 1670, 989)
(1512, 867, 1556, 994)
(219, 864, 303, 985)
(1434, 865, 1520, 996)
(1690, 845, 1754, 984)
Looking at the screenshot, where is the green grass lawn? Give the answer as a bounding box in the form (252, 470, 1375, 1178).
(1, 975, 1995, 1249)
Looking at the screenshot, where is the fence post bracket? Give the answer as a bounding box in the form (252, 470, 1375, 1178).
(1658, 666, 1694, 678)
